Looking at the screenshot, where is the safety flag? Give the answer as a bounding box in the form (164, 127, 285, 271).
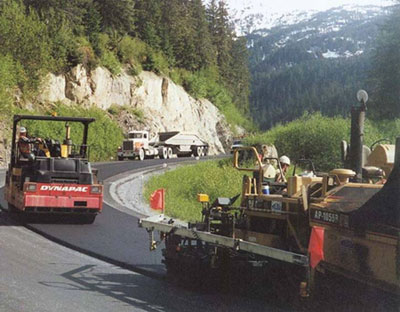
(150, 188, 165, 211)
(308, 226, 325, 268)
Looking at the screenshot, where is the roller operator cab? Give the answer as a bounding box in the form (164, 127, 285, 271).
(4, 115, 103, 224)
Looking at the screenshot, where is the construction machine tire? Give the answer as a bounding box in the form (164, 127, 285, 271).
(165, 257, 210, 290)
(8, 203, 19, 213)
(84, 215, 96, 224)
(160, 148, 168, 159)
(193, 146, 202, 157)
(167, 147, 173, 159)
(76, 214, 96, 224)
(139, 148, 145, 161)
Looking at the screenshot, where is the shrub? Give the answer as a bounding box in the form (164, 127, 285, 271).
(100, 51, 121, 75)
(244, 113, 400, 172)
(127, 63, 143, 77)
(46, 13, 76, 73)
(175, 67, 255, 132)
(107, 104, 145, 122)
(118, 36, 147, 66)
(170, 68, 190, 85)
(0, 54, 18, 115)
(0, 0, 53, 90)
(271, 114, 350, 171)
(365, 119, 400, 146)
(70, 37, 98, 69)
(142, 47, 170, 74)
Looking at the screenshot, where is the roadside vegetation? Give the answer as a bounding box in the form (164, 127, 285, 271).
(144, 159, 243, 222)
(245, 113, 400, 172)
(145, 113, 400, 221)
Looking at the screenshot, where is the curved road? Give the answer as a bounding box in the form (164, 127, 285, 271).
(0, 157, 281, 312)
(0, 158, 215, 276)
(0, 159, 396, 311)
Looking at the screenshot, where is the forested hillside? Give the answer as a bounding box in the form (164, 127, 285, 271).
(0, 0, 251, 129)
(247, 5, 397, 129)
(369, 5, 400, 119)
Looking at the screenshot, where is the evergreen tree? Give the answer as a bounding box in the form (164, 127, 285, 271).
(84, 4, 102, 52)
(229, 36, 250, 113)
(23, 0, 91, 28)
(135, 0, 162, 49)
(94, 0, 135, 34)
(0, 0, 53, 86)
(188, 0, 216, 69)
(207, 1, 233, 80)
(206, 0, 218, 41)
(369, 5, 400, 119)
(160, 0, 197, 70)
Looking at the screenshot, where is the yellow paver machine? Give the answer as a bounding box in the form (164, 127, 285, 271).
(140, 91, 399, 300)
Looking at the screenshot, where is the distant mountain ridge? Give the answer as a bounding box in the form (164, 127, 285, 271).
(242, 4, 394, 129)
(232, 3, 391, 35)
(248, 5, 391, 60)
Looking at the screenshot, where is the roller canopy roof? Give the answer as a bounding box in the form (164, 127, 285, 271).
(13, 115, 95, 124)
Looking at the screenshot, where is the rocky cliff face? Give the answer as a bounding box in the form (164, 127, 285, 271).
(36, 65, 236, 155)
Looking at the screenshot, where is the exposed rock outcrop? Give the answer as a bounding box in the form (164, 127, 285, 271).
(37, 65, 238, 154)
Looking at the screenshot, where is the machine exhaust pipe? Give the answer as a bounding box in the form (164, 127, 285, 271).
(349, 90, 368, 182)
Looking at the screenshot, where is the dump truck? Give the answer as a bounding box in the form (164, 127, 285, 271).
(118, 130, 209, 161)
(4, 115, 103, 224)
(139, 91, 400, 300)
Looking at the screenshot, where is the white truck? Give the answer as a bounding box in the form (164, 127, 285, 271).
(117, 131, 209, 161)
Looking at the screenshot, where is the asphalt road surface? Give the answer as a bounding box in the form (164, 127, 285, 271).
(0, 157, 288, 312)
(0, 158, 219, 277)
(0, 212, 277, 312)
(0, 159, 398, 311)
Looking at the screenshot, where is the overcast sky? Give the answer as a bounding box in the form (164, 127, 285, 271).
(227, 0, 394, 14)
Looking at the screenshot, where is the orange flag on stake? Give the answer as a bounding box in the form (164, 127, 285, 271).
(308, 226, 325, 268)
(150, 188, 165, 211)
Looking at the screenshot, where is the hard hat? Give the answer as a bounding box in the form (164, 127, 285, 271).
(20, 127, 26, 133)
(279, 155, 290, 166)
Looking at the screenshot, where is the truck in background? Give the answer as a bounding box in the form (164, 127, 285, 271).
(118, 130, 209, 161)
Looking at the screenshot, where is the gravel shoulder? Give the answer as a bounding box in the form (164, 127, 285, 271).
(103, 162, 190, 218)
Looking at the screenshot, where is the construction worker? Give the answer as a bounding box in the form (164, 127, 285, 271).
(275, 155, 291, 183)
(18, 127, 42, 160)
(18, 127, 31, 158)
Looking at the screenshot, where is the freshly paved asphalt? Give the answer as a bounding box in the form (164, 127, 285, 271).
(0, 156, 287, 312)
(0, 157, 217, 277)
(0, 158, 396, 311)
(0, 212, 278, 312)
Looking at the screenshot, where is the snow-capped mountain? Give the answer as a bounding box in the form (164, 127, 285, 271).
(245, 4, 396, 129)
(232, 8, 316, 35)
(248, 5, 392, 63)
(230, 1, 393, 35)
